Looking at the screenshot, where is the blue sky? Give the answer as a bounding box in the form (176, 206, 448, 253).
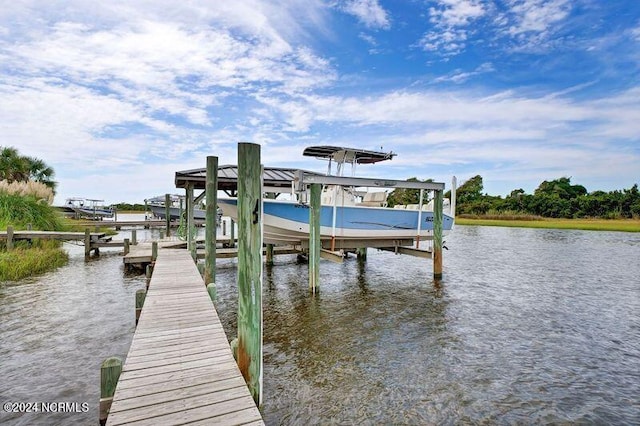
(1, 0, 638, 205)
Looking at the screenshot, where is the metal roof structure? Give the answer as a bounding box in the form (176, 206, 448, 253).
(175, 164, 323, 192)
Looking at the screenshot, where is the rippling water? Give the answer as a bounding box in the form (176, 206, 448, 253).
(1, 224, 639, 425)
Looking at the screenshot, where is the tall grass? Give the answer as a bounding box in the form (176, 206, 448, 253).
(0, 180, 54, 204)
(0, 241, 69, 281)
(1, 188, 69, 280)
(455, 217, 640, 232)
(0, 192, 65, 231)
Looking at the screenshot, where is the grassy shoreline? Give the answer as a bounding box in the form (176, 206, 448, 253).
(455, 217, 640, 232)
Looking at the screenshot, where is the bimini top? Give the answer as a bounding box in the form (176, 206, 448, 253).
(302, 146, 395, 164)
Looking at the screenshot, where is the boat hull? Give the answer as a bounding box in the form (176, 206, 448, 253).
(218, 198, 454, 245)
(149, 205, 206, 221)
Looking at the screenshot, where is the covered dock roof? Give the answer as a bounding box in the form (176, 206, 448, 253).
(175, 165, 323, 193)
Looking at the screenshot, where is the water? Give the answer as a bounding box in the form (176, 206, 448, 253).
(1, 224, 639, 424)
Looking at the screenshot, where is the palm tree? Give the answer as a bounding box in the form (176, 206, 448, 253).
(0, 146, 29, 182)
(0, 146, 57, 193)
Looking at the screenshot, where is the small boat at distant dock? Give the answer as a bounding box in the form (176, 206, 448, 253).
(145, 194, 222, 225)
(62, 198, 114, 220)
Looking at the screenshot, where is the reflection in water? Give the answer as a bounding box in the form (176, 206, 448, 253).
(2, 224, 640, 424)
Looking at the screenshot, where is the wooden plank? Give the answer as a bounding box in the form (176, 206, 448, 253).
(107, 249, 263, 426)
(110, 396, 262, 425)
(113, 364, 240, 392)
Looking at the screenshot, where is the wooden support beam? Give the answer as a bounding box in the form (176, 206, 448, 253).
(151, 241, 158, 261)
(205, 156, 218, 286)
(124, 238, 130, 255)
(230, 219, 235, 248)
(236, 142, 263, 406)
(320, 248, 343, 263)
(165, 193, 171, 237)
(131, 229, 137, 245)
(186, 183, 195, 258)
(433, 189, 443, 280)
(6, 225, 13, 250)
(84, 228, 90, 258)
(378, 246, 433, 258)
(265, 244, 274, 266)
(309, 183, 321, 293)
(99, 357, 122, 426)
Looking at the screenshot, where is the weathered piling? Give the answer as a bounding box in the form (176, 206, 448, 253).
(131, 229, 137, 245)
(145, 264, 152, 288)
(99, 357, 122, 425)
(135, 289, 146, 325)
(84, 228, 90, 258)
(151, 241, 158, 261)
(236, 142, 263, 406)
(205, 155, 218, 286)
(356, 247, 367, 261)
(433, 189, 443, 280)
(6, 225, 13, 250)
(265, 244, 274, 266)
(165, 193, 171, 237)
(186, 183, 195, 258)
(123, 238, 130, 255)
(309, 183, 321, 294)
(207, 282, 217, 302)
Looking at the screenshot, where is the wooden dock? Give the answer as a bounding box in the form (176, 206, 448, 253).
(0, 230, 107, 241)
(123, 240, 301, 269)
(106, 249, 264, 425)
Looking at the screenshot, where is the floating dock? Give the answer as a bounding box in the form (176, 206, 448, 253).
(106, 249, 264, 425)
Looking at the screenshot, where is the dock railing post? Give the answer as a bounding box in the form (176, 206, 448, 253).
(266, 244, 274, 266)
(236, 142, 263, 406)
(6, 225, 13, 250)
(186, 183, 195, 258)
(433, 189, 443, 280)
(230, 219, 235, 248)
(135, 289, 146, 325)
(99, 357, 122, 426)
(165, 193, 171, 237)
(205, 156, 218, 288)
(309, 183, 321, 294)
(84, 228, 91, 258)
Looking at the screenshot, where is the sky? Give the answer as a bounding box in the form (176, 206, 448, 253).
(1, 0, 639, 205)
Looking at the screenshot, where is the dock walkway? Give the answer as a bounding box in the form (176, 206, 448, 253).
(106, 249, 264, 425)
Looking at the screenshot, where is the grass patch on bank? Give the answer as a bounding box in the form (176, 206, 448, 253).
(455, 216, 640, 232)
(0, 240, 69, 281)
(1, 192, 71, 281)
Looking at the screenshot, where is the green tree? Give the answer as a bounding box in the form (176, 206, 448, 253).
(386, 177, 432, 207)
(0, 146, 57, 192)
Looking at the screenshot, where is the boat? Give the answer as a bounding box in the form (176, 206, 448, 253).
(64, 198, 114, 220)
(145, 195, 222, 225)
(217, 146, 455, 247)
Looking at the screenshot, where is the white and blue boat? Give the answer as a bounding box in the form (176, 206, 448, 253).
(217, 146, 455, 246)
(64, 198, 114, 220)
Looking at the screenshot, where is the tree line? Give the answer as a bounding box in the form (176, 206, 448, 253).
(388, 175, 640, 219)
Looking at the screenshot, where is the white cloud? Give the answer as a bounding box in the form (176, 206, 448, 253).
(340, 0, 391, 29)
(418, 0, 486, 55)
(506, 0, 571, 35)
(433, 62, 495, 83)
